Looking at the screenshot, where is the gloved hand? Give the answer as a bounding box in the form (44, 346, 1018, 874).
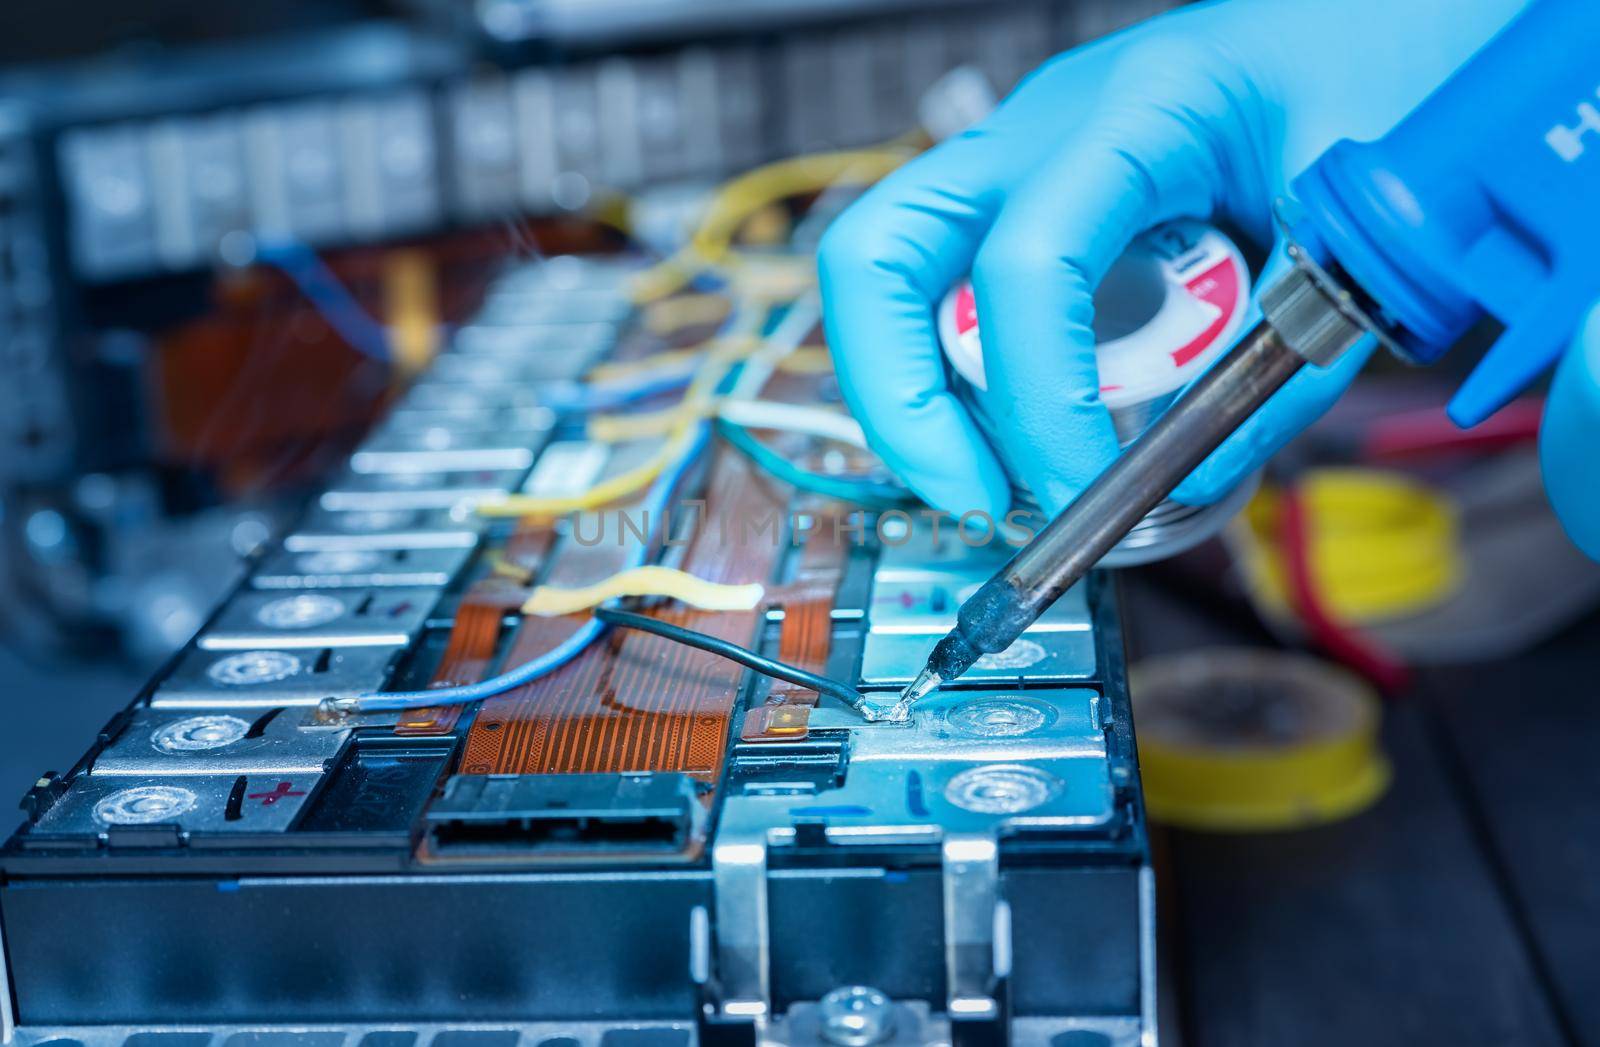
(819, 0, 1527, 520)
(1542, 302, 1600, 559)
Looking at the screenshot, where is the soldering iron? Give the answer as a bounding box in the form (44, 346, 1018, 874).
(895, 0, 1600, 715)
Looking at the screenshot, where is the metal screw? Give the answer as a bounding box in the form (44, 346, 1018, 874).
(818, 986, 894, 1046)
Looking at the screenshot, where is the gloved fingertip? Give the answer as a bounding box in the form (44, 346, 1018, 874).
(900, 456, 1014, 522)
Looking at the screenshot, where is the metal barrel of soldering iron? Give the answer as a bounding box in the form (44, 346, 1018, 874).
(938, 219, 1258, 565)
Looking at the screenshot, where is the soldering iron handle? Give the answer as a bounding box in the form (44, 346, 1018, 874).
(1290, 0, 1600, 426)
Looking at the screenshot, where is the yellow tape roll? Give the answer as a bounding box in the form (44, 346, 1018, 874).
(1239, 469, 1463, 623)
(1132, 648, 1391, 832)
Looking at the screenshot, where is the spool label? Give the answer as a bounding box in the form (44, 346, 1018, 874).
(938, 219, 1250, 408)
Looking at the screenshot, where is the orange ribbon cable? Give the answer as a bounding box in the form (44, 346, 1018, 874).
(461, 449, 792, 781)
(741, 522, 847, 742)
(394, 595, 504, 736)
(395, 525, 556, 736)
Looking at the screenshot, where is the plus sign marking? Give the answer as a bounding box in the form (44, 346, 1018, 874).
(248, 781, 307, 807)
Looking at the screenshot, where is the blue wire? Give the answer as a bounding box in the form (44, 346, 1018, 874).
(539, 369, 694, 413)
(354, 419, 714, 711)
(254, 240, 393, 362)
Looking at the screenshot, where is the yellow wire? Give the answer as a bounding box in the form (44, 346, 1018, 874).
(478, 335, 757, 518)
(775, 346, 835, 375)
(641, 294, 733, 336)
(382, 249, 441, 380)
(522, 566, 765, 617)
(628, 147, 914, 304)
(478, 427, 690, 519)
(588, 405, 700, 444)
(583, 348, 703, 383)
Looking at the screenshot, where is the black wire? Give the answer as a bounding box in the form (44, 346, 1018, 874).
(593, 605, 861, 707)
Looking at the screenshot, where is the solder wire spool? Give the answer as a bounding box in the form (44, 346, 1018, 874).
(1130, 648, 1391, 832)
(937, 219, 1256, 566)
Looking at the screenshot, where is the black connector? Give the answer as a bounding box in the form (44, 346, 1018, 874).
(425, 773, 702, 857)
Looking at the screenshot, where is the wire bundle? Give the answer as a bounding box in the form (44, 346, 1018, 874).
(341, 146, 916, 714)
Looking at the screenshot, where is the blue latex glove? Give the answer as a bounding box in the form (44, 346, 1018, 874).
(819, 0, 1527, 520)
(1542, 302, 1600, 559)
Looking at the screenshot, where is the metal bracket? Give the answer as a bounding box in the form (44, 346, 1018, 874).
(1138, 865, 1158, 1047)
(712, 831, 772, 1023)
(1, 902, 16, 1044)
(941, 832, 1008, 1025)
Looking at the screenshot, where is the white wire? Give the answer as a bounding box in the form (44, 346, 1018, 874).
(728, 290, 821, 401)
(716, 399, 867, 449)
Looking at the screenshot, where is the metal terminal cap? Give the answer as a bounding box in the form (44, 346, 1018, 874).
(1267, 199, 1404, 366)
(818, 986, 896, 1046)
(206, 650, 304, 686)
(256, 593, 347, 629)
(945, 764, 1063, 815)
(152, 715, 251, 753)
(93, 785, 198, 826)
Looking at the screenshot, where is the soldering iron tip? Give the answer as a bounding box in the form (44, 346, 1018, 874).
(899, 666, 943, 708)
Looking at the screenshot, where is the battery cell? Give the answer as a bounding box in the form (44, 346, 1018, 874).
(425, 351, 598, 387)
(320, 467, 527, 512)
(26, 772, 322, 839)
(860, 536, 1095, 687)
(250, 545, 474, 590)
(721, 689, 1115, 844)
(449, 322, 617, 364)
(399, 379, 550, 413)
(284, 506, 482, 553)
(859, 628, 1096, 688)
(379, 404, 557, 435)
(347, 425, 551, 474)
(91, 707, 352, 777)
(197, 588, 442, 650)
(151, 645, 400, 708)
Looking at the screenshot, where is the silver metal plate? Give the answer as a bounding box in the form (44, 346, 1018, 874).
(452, 319, 619, 358)
(866, 573, 1089, 633)
(319, 467, 525, 511)
(379, 404, 559, 435)
(284, 506, 482, 552)
(477, 290, 632, 326)
(197, 588, 441, 650)
(860, 530, 1095, 687)
(348, 410, 554, 474)
(400, 379, 550, 413)
(152, 645, 399, 708)
(251, 545, 474, 590)
(859, 630, 1096, 688)
(28, 772, 321, 837)
(860, 548, 1095, 686)
(424, 351, 601, 387)
(722, 689, 1113, 846)
(91, 707, 352, 777)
